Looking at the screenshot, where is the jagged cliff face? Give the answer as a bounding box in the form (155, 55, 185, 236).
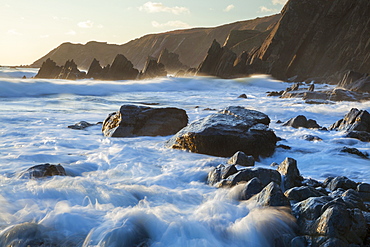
(30, 15, 280, 70)
(251, 0, 370, 80)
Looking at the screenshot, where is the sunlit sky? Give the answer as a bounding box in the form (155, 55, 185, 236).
(0, 0, 287, 66)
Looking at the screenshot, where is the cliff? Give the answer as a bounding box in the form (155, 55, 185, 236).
(249, 0, 370, 80)
(29, 15, 280, 70)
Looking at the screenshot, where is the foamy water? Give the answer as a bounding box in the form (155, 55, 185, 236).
(0, 68, 369, 246)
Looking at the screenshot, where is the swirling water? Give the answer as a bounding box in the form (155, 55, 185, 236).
(0, 67, 369, 246)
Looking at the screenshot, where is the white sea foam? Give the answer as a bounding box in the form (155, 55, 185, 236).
(0, 68, 369, 245)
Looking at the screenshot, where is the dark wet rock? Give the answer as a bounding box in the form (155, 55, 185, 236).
(283, 115, 321, 129)
(34, 58, 62, 79)
(357, 183, 370, 193)
(24, 163, 66, 178)
(157, 48, 188, 73)
(238, 177, 263, 200)
(22, 75, 26, 79)
(102, 105, 188, 137)
(315, 204, 366, 245)
(57, 60, 86, 80)
(140, 56, 167, 79)
(338, 70, 370, 93)
(302, 92, 328, 100)
(341, 189, 366, 211)
(105, 54, 139, 80)
(346, 131, 370, 142)
(328, 88, 370, 102)
(68, 121, 96, 130)
(285, 186, 326, 202)
(302, 178, 322, 188)
(166, 106, 278, 158)
(228, 167, 281, 187)
(340, 146, 369, 158)
(308, 83, 315, 92)
(277, 157, 303, 190)
(276, 144, 291, 150)
(237, 94, 247, 99)
(249, 182, 290, 207)
(227, 151, 255, 167)
(196, 40, 237, 79)
(301, 134, 323, 141)
(326, 176, 357, 191)
(329, 108, 370, 132)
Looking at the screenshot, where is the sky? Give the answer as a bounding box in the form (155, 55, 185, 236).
(0, 0, 287, 66)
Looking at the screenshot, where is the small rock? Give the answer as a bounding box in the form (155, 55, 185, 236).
(326, 176, 357, 191)
(228, 167, 281, 187)
(227, 151, 255, 167)
(68, 121, 95, 130)
(357, 183, 370, 193)
(277, 157, 303, 190)
(237, 94, 247, 99)
(346, 131, 370, 142)
(284, 186, 326, 202)
(301, 134, 322, 141)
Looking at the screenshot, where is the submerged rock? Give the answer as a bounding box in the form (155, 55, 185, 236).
(167, 106, 278, 158)
(102, 104, 188, 137)
(68, 121, 96, 130)
(22, 163, 66, 178)
(340, 146, 369, 158)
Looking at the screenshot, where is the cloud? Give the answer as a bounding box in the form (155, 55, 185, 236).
(78, 20, 94, 28)
(224, 4, 235, 12)
(66, 30, 77, 35)
(151, 20, 190, 28)
(272, 0, 288, 5)
(139, 2, 190, 15)
(7, 29, 22, 36)
(259, 6, 278, 12)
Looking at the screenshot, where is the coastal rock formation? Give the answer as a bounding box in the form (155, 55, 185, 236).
(139, 56, 167, 79)
(57, 60, 86, 80)
(337, 71, 370, 93)
(86, 58, 104, 79)
(34, 58, 62, 79)
(196, 40, 237, 78)
(157, 48, 188, 73)
(102, 105, 188, 137)
(247, 0, 370, 81)
(30, 15, 280, 70)
(166, 106, 278, 158)
(35, 59, 85, 80)
(105, 54, 139, 80)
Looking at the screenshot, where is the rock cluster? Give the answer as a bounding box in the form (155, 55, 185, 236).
(35, 59, 86, 80)
(207, 156, 370, 246)
(166, 106, 278, 158)
(102, 105, 188, 137)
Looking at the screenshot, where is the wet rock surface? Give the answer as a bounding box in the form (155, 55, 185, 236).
(102, 104, 188, 137)
(283, 115, 321, 129)
(208, 156, 370, 246)
(167, 106, 278, 158)
(22, 163, 67, 178)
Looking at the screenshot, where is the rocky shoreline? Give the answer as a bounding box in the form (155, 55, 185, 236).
(18, 104, 370, 246)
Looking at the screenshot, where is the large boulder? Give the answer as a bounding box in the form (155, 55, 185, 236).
(166, 106, 278, 158)
(102, 105, 188, 137)
(282, 115, 321, 129)
(248, 182, 291, 207)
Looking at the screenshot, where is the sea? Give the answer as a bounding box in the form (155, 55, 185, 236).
(0, 67, 369, 246)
